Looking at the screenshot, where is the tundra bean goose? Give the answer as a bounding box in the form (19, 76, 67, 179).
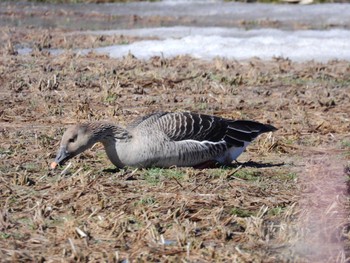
(51, 112, 277, 169)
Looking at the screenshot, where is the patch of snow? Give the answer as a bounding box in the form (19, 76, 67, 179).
(90, 28, 350, 61)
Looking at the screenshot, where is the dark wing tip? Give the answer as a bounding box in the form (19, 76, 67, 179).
(224, 120, 277, 146)
(227, 120, 277, 133)
(261, 123, 278, 133)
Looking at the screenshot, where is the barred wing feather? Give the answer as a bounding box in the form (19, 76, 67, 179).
(151, 112, 276, 147)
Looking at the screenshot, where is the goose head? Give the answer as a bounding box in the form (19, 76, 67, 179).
(51, 124, 95, 169)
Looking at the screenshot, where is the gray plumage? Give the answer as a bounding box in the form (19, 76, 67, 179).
(52, 112, 277, 169)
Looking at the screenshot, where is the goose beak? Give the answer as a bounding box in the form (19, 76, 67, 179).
(51, 146, 71, 169)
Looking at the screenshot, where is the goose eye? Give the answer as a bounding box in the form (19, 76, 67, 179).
(68, 136, 77, 143)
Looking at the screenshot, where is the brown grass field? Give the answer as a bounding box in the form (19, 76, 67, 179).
(1, 9, 350, 262)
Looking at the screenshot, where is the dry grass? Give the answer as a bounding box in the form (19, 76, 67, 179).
(0, 27, 159, 51)
(0, 28, 350, 262)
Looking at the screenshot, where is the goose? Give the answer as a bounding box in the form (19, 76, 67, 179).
(51, 112, 277, 169)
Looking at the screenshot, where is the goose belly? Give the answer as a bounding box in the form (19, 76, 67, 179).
(150, 140, 226, 167)
(152, 154, 208, 168)
(114, 140, 219, 168)
(110, 138, 233, 168)
(215, 142, 250, 164)
(111, 140, 176, 168)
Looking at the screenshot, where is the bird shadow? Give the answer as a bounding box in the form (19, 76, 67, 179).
(224, 161, 285, 169)
(103, 168, 121, 173)
(102, 161, 285, 174)
(193, 160, 285, 170)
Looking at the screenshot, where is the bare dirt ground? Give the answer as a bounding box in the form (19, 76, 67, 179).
(1, 8, 350, 263)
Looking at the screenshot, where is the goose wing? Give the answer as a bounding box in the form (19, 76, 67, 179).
(126, 112, 168, 130)
(155, 112, 227, 141)
(224, 120, 277, 147)
(153, 112, 276, 147)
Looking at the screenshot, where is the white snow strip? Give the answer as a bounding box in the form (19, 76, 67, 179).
(90, 28, 350, 61)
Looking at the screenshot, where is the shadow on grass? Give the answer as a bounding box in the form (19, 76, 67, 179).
(102, 161, 285, 174)
(103, 168, 121, 173)
(193, 160, 285, 169)
(233, 160, 285, 168)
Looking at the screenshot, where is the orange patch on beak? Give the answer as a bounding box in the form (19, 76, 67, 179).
(50, 162, 58, 169)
